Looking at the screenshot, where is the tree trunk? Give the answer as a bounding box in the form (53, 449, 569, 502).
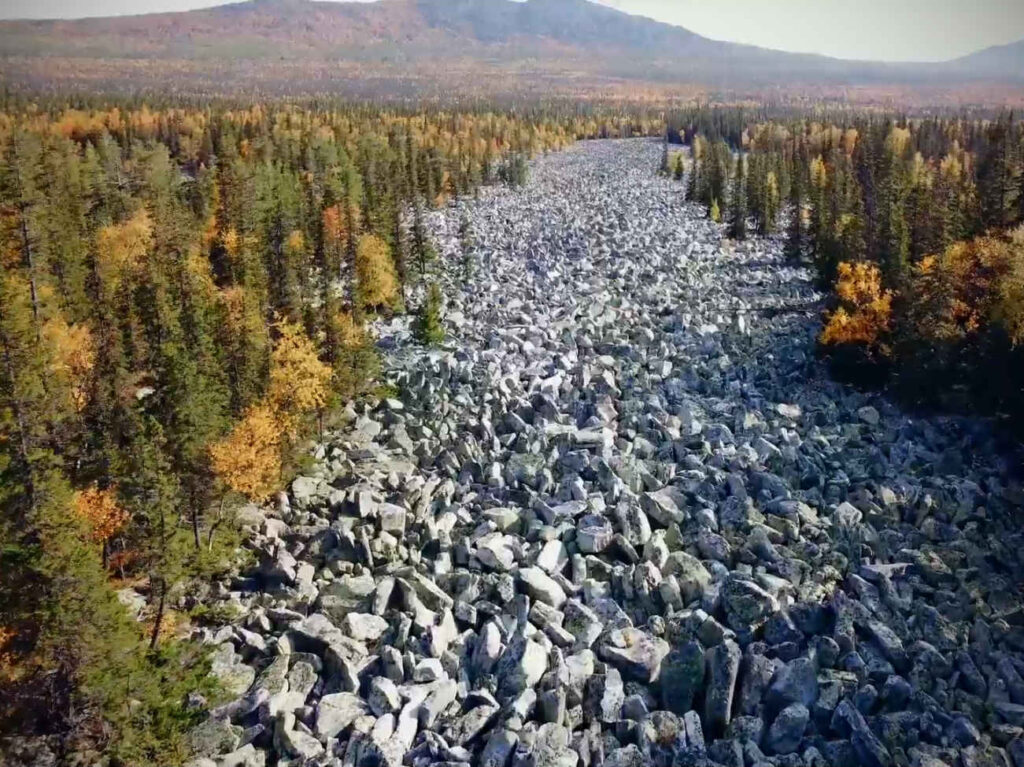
(149, 578, 166, 650)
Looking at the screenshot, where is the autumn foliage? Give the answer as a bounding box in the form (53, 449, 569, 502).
(820, 262, 893, 354)
(906, 232, 1021, 343)
(211, 320, 332, 500)
(209, 404, 283, 502)
(267, 320, 333, 419)
(95, 209, 153, 291)
(43, 316, 95, 412)
(355, 233, 400, 311)
(73, 486, 129, 544)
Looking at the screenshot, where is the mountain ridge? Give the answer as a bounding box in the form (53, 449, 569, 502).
(1, 0, 1021, 98)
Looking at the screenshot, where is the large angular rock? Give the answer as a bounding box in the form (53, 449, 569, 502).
(642, 487, 687, 526)
(766, 703, 809, 755)
(480, 729, 519, 767)
(188, 718, 242, 758)
(506, 453, 547, 488)
(342, 613, 389, 642)
(598, 628, 670, 683)
(767, 657, 819, 711)
(315, 692, 369, 738)
(704, 640, 742, 735)
(721, 575, 779, 630)
(519, 566, 567, 608)
(661, 640, 706, 715)
(576, 514, 614, 554)
(209, 644, 256, 697)
(662, 551, 711, 603)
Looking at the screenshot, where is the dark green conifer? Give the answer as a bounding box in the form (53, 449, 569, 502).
(415, 283, 445, 346)
(784, 171, 804, 262)
(728, 153, 747, 240)
(459, 214, 474, 284)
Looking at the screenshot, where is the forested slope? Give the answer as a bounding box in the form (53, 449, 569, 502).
(0, 99, 659, 762)
(677, 108, 1024, 424)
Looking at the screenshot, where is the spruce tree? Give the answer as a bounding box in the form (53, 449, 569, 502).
(0, 131, 45, 337)
(415, 283, 445, 346)
(459, 214, 474, 284)
(759, 170, 780, 236)
(728, 153, 747, 240)
(411, 200, 435, 279)
(784, 171, 804, 262)
(685, 152, 699, 202)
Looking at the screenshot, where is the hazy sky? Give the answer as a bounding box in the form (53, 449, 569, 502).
(2, 0, 1023, 62)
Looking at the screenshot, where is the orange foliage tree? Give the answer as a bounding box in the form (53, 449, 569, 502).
(997, 227, 1024, 345)
(906, 233, 1019, 344)
(208, 403, 283, 502)
(210, 320, 331, 500)
(820, 261, 893, 354)
(73, 486, 129, 544)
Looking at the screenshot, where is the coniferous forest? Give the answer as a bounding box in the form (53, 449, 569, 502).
(0, 100, 660, 762)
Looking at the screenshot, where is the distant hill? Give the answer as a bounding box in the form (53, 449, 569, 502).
(950, 39, 1024, 81)
(0, 0, 1021, 100)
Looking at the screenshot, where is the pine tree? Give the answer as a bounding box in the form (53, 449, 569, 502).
(415, 283, 445, 346)
(728, 154, 747, 240)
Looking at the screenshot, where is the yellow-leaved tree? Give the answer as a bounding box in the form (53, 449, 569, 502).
(898, 227, 1024, 352)
(997, 226, 1024, 345)
(95, 208, 153, 291)
(43, 315, 95, 412)
(209, 404, 283, 502)
(211, 320, 331, 501)
(820, 261, 893, 354)
(355, 233, 399, 311)
(268, 319, 333, 419)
